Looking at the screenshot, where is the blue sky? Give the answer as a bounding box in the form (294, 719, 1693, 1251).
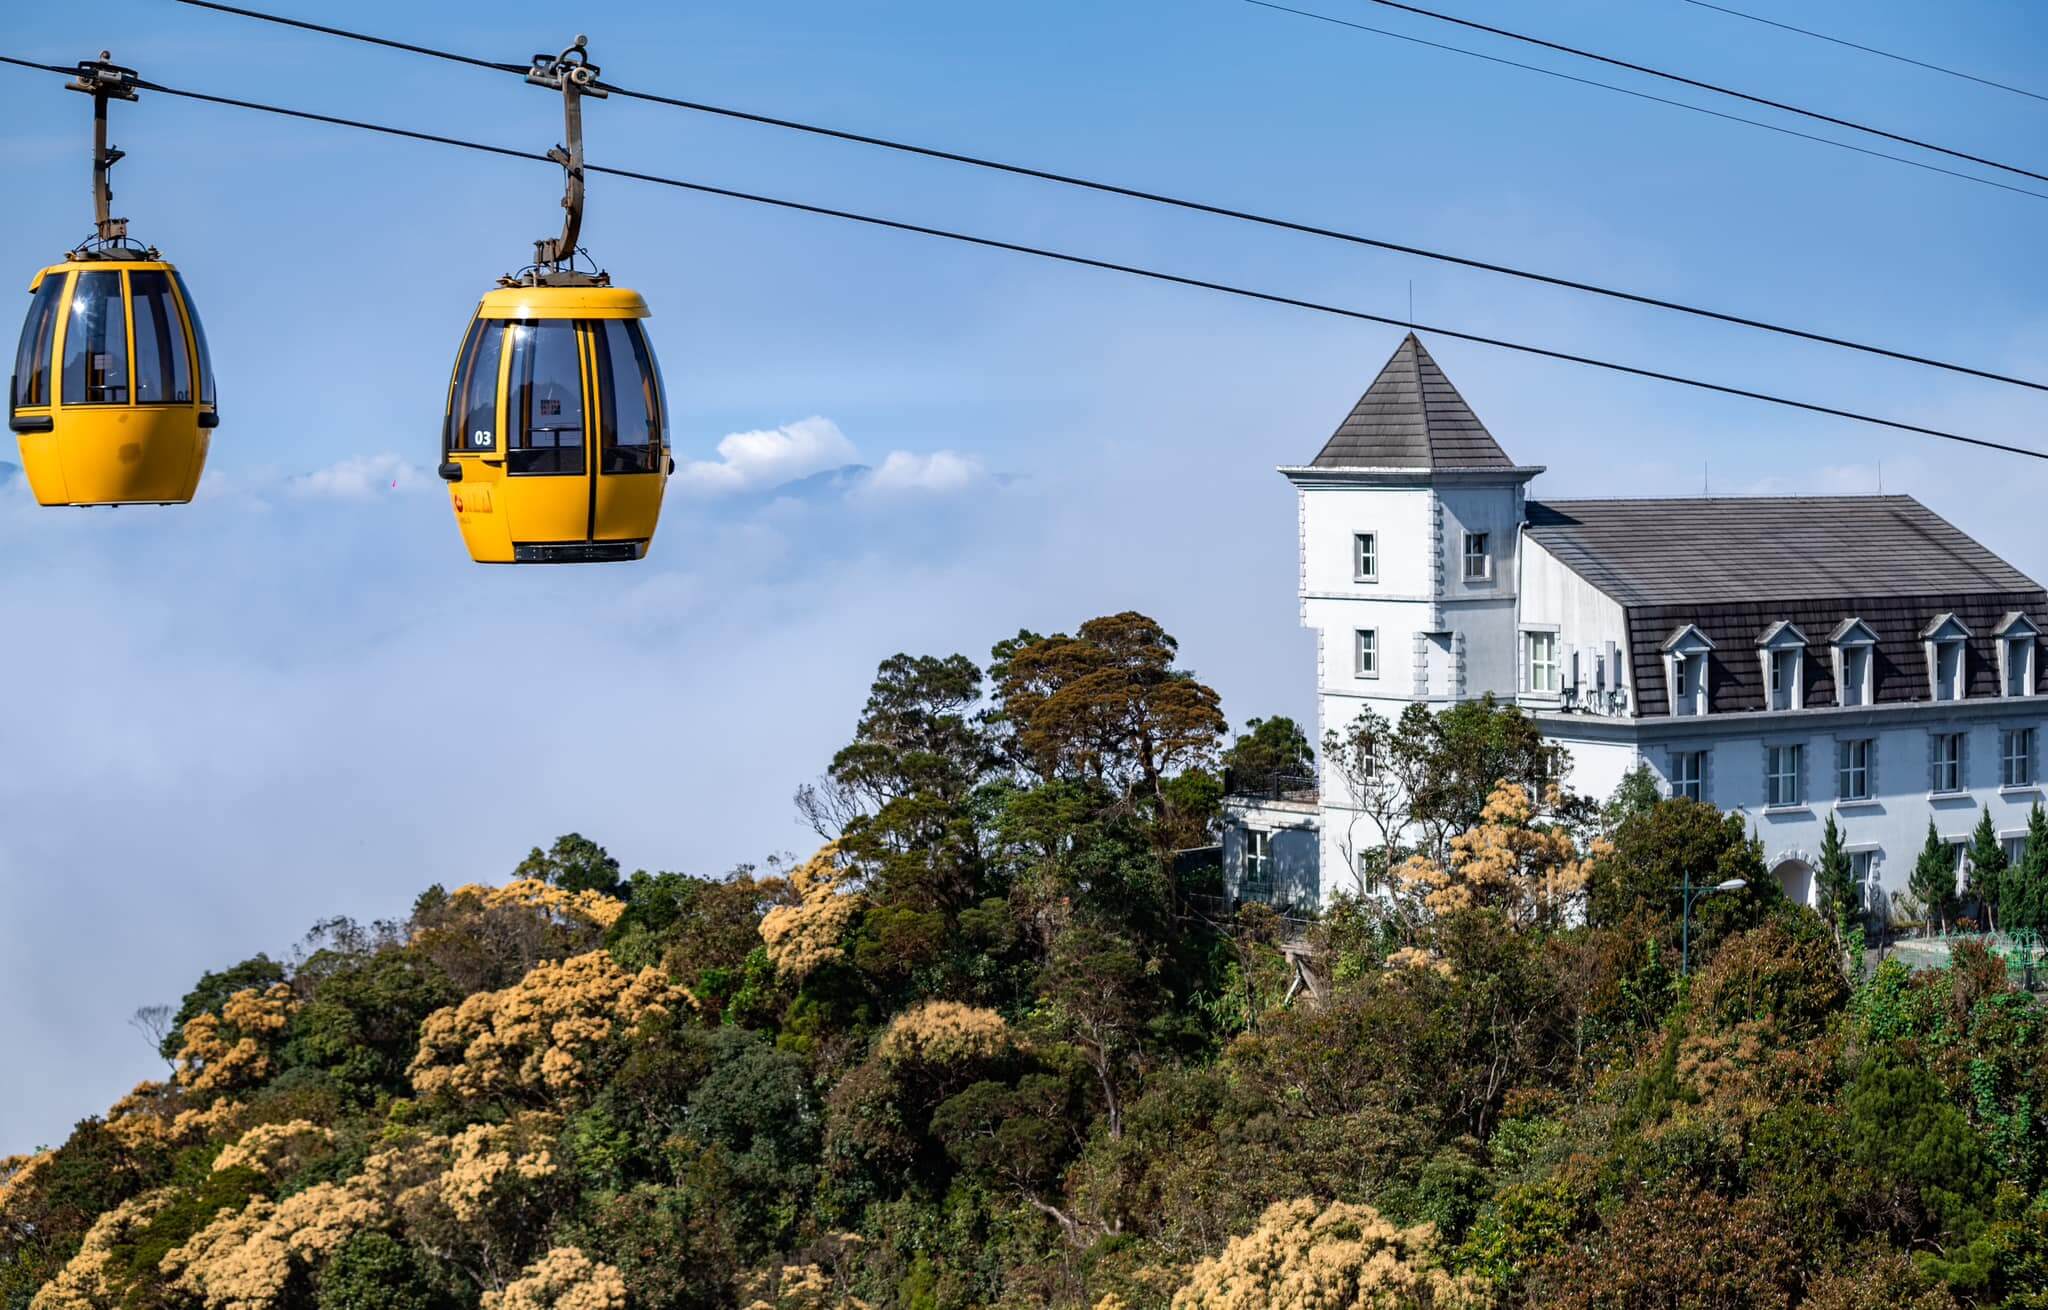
(2, 0, 2044, 1151)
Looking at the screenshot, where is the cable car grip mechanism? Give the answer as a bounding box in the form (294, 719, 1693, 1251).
(524, 35, 608, 280)
(65, 52, 142, 253)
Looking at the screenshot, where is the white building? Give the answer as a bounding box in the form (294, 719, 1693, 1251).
(1223, 334, 2046, 918)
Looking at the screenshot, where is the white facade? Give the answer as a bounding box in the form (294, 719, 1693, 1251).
(1223, 339, 2047, 922)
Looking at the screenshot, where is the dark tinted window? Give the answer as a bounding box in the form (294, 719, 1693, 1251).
(130, 271, 193, 405)
(444, 318, 505, 454)
(12, 276, 64, 409)
(171, 271, 215, 405)
(62, 270, 129, 404)
(509, 320, 585, 475)
(597, 320, 660, 473)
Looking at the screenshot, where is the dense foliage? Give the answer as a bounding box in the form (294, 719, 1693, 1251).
(9, 612, 2048, 1308)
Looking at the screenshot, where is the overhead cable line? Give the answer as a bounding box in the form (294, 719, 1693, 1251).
(1335, 0, 2048, 185)
(160, 0, 2048, 396)
(1679, 0, 2048, 107)
(2, 56, 2040, 464)
(1243, 0, 2048, 205)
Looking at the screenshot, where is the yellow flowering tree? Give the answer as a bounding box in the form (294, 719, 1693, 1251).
(29, 1190, 175, 1310)
(173, 984, 299, 1100)
(211, 1121, 335, 1181)
(876, 1001, 1014, 1069)
(408, 951, 687, 1107)
(1391, 782, 1600, 930)
(759, 844, 863, 982)
(483, 1247, 628, 1310)
(409, 878, 628, 994)
(1169, 1198, 1486, 1310)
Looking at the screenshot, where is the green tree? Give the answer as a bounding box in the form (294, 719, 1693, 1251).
(1963, 807, 2007, 933)
(1036, 921, 1156, 1140)
(1602, 764, 1662, 835)
(1589, 798, 1770, 937)
(2004, 802, 2048, 936)
(1908, 821, 1959, 935)
(996, 612, 1226, 857)
(1816, 812, 1860, 943)
(811, 652, 996, 912)
(315, 1231, 449, 1310)
(513, 832, 623, 897)
(1842, 1051, 1999, 1281)
(1221, 716, 1313, 794)
(159, 954, 288, 1059)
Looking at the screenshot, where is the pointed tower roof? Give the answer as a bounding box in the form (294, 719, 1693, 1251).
(1310, 334, 1514, 470)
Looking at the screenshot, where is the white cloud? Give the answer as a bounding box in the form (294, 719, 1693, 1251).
(286, 453, 434, 500)
(853, 449, 986, 499)
(674, 417, 858, 497)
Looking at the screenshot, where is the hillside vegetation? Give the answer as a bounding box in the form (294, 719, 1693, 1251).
(9, 612, 2048, 1309)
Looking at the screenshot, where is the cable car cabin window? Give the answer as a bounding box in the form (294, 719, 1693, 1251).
(597, 319, 660, 473)
(62, 270, 129, 405)
(171, 271, 216, 406)
(12, 276, 65, 410)
(444, 319, 505, 455)
(129, 271, 193, 405)
(508, 321, 586, 475)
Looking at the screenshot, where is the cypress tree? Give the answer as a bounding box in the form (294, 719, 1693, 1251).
(1963, 806, 2006, 933)
(1908, 819, 1957, 935)
(1814, 812, 1858, 942)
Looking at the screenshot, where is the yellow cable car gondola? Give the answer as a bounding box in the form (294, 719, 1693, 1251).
(9, 56, 217, 507)
(440, 37, 669, 564)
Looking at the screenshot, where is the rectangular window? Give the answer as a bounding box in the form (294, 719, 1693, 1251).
(1770, 650, 1799, 711)
(1767, 744, 1803, 807)
(1849, 850, 1876, 912)
(1462, 531, 1491, 581)
(61, 269, 129, 405)
(2005, 837, 2029, 867)
(1355, 850, 1381, 896)
(1933, 732, 1964, 793)
(128, 270, 193, 406)
(597, 319, 663, 473)
(1353, 532, 1377, 581)
(2004, 728, 2036, 788)
(1527, 632, 1559, 694)
(1354, 629, 1378, 678)
(1841, 646, 1871, 706)
(1837, 739, 1872, 801)
(1244, 830, 1272, 899)
(2011, 639, 2036, 698)
(12, 275, 65, 410)
(170, 270, 216, 406)
(1670, 751, 1704, 802)
(508, 320, 586, 475)
(1936, 640, 1964, 701)
(444, 318, 506, 454)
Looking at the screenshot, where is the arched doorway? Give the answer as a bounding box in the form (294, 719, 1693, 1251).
(1773, 858, 1816, 909)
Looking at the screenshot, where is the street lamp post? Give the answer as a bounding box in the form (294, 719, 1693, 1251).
(1680, 870, 1749, 976)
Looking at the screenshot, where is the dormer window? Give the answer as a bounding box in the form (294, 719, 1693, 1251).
(1662, 624, 1714, 717)
(1829, 618, 1878, 707)
(1757, 621, 1808, 712)
(1995, 613, 2039, 698)
(1922, 613, 1972, 702)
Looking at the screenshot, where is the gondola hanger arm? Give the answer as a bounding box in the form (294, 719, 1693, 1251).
(524, 35, 605, 272)
(65, 52, 139, 246)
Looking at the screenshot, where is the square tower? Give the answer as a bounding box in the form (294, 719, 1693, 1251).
(1278, 334, 1542, 895)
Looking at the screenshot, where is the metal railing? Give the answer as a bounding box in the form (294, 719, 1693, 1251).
(1222, 768, 1319, 803)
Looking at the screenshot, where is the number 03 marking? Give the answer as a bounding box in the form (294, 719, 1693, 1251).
(472, 429, 492, 448)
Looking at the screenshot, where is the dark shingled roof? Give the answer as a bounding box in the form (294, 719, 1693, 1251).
(1524, 496, 2046, 717)
(1311, 334, 1515, 470)
(1524, 496, 2039, 606)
